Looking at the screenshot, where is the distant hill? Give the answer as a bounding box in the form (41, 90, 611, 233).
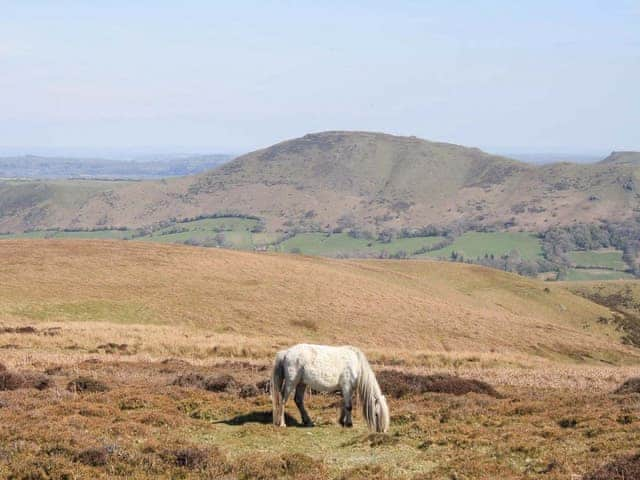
(0, 131, 638, 233)
(0, 153, 233, 179)
(599, 151, 640, 165)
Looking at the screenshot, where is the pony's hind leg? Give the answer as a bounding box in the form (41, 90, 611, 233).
(277, 380, 295, 427)
(294, 383, 314, 426)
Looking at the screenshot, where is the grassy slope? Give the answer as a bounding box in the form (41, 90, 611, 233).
(566, 280, 640, 319)
(0, 239, 636, 363)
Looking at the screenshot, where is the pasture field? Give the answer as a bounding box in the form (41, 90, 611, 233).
(1, 240, 639, 479)
(419, 232, 543, 261)
(3, 224, 636, 285)
(567, 249, 629, 271)
(564, 269, 635, 282)
(276, 232, 445, 256)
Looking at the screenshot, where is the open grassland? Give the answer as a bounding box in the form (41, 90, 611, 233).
(1, 240, 640, 479)
(420, 232, 543, 261)
(567, 249, 629, 271)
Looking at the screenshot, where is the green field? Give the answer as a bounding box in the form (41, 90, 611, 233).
(276, 233, 445, 256)
(564, 268, 636, 281)
(418, 232, 543, 261)
(144, 217, 261, 249)
(567, 249, 629, 271)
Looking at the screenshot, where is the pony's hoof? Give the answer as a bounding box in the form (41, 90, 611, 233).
(345, 421, 353, 428)
(303, 421, 315, 428)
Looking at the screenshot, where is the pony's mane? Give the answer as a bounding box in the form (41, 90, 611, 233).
(354, 349, 390, 433)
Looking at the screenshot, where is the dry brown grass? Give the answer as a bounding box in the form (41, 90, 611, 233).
(0, 341, 639, 479)
(0, 239, 636, 362)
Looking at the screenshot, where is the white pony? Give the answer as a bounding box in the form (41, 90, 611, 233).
(271, 344, 389, 432)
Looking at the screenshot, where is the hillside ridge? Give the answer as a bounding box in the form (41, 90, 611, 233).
(0, 131, 638, 234)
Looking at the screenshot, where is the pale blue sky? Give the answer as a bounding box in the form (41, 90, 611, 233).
(0, 1, 638, 156)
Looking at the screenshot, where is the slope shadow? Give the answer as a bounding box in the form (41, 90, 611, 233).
(215, 410, 302, 427)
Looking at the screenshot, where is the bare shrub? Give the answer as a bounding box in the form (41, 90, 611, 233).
(614, 377, 640, 394)
(234, 452, 327, 480)
(27, 373, 53, 390)
(290, 318, 318, 331)
(171, 373, 237, 393)
(0, 371, 26, 390)
(337, 464, 392, 480)
(239, 383, 260, 398)
(119, 397, 148, 410)
(163, 445, 226, 472)
(159, 358, 191, 373)
(376, 370, 501, 398)
(204, 374, 236, 392)
(558, 418, 578, 428)
(97, 342, 129, 354)
(256, 379, 271, 394)
(74, 447, 109, 466)
(171, 372, 205, 388)
(583, 453, 640, 480)
(0, 371, 52, 390)
(0, 326, 37, 334)
(172, 447, 209, 469)
(67, 376, 109, 393)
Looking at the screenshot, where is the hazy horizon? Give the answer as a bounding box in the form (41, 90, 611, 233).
(0, 140, 614, 164)
(2, 1, 638, 154)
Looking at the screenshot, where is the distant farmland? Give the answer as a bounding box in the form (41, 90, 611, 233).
(1, 217, 636, 281)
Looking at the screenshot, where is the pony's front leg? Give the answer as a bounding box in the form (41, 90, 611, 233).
(340, 385, 354, 428)
(294, 383, 314, 427)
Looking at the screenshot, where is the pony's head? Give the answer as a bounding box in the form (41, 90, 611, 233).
(373, 394, 390, 433)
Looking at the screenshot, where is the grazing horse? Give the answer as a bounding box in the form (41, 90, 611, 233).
(271, 344, 390, 432)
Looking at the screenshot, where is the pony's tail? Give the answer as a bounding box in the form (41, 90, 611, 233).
(271, 351, 286, 426)
(355, 349, 390, 433)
